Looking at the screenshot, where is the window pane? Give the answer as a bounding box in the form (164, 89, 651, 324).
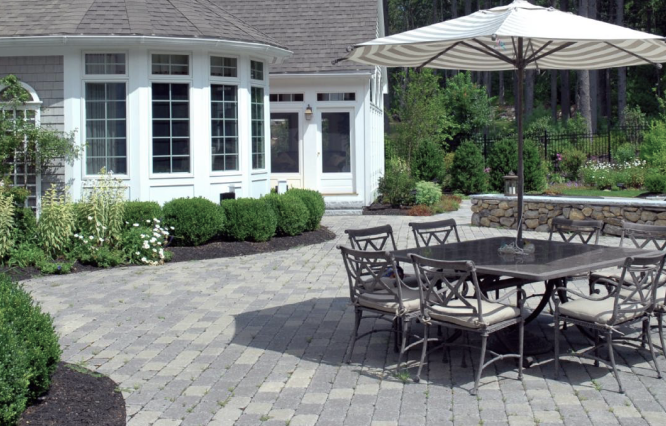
(107, 101, 126, 119)
(251, 87, 265, 170)
(211, 84, 239, 171)
(171, 85, 189, 100)
(110, 157, 127, 174)
(171, 103, 189, 119)
(270, 113, 299, 173)
(251, 61, 264, 80)
(172, 121, 189, 137)
(211, 56, 237, 77)
(152, 83, 190, 173)
(172, 139, 189, 155)
(85, 53, 126, 75)
(225, 155, 238, 171)
(87, 158, 106, 175)
(85, 83, 106, 100)
(87, 139, 106, 157)
(322, 112, 351, 173)
(152, 83, 170, 100)
(109, 139, 127, 157)
(152, 54, 189, 75)
(153, 121, 170, 137)
(171, 157, 190, 173)
(85, 102, 105, 120)
(153, 157, 170, 173)
(152, 139, 171, 156)
(107, 120, 126, 138)
(153, 104, 170, 119)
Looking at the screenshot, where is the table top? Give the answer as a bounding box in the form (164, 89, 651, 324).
(393, 236, 654, 281)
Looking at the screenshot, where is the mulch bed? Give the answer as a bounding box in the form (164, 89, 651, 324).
(1, 227, 336, 282)
(18, 362, 126, 426)
(363, 202, 412, 216)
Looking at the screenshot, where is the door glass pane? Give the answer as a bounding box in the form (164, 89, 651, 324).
(322, 112, 351, 173)
(270, 113, 299, 174)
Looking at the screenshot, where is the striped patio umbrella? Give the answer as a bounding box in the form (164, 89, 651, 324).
(337, 0, 666, 243)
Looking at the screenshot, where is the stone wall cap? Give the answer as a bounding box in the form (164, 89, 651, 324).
(470, 194, 666, 208)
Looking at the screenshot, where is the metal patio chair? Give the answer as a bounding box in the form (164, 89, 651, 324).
(339, 245, 421, 367)
(345, 225, 397, 251)
(409, 218, 461, 248)
(410, 254, 525, 395)
(553, 252, 666, 393)
(549, 217, 604, 245)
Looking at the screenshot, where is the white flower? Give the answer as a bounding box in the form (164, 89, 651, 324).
(74, 234, 79, 238)
(89, 235, 94, 240)
(153, 232, 160, 238)
(146, 220, 151, 223)
(99, 238, 104, 242)
(125, 221, 129, 225)
(140, 234, 145, 238)
(152, 249, 157, 253)
(133, 223, 139, 227)
(170, 226, 174, 230)
(135, 251, 140, 255)
(153, 218, 160, 223)
(141, 257, 147, 262)
(102, 226, 107, 230)
(79, 236, 84, 240)
(83, 240, 88, 244)
(88, 216, 93, 221)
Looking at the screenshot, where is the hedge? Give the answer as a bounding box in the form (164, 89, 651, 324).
(263, 193, 309, 236)
(287, 189, 325, 231)
(163, 197, 224, 246)
(221, 198, 277, 242)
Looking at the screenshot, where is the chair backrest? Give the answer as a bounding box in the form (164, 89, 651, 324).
(409, 254, 482, 322)
(409, 219, 461, 248)
(338, 245, 408, 312)
(609, 252, 666, 325)
(345, 225, 397, 251)
(620, 222, 666, 251)
(549, 217, 604, 245)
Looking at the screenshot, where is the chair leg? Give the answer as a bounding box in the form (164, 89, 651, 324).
(554, 310, 560, 379)
(606, 330, 624, 394)
(473, 334, 488, 395)
(641, 320, 647, 349)
(416, 324, 429, 383)
(518, 318, 524, 380)
(461, 332, 468, 368)
(397, 317, 410, 372)
(346, 308, 362, 364)
(393, 317, 401, 353)
(658, 313, 666, 357)
(646, 317, 662, 379)
(594, 330, 600, 368)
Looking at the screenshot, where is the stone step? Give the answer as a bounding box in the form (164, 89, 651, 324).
(324, 209, 362, 216)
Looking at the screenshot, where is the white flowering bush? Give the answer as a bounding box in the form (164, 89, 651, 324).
(77, 168, 126, 247)
(38, 185, 76, 257)
(70, 217, 125, 268)
(580, 158, 647, 190)
(121, 218, 172, 266)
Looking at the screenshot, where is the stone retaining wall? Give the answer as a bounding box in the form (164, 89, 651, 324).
(470, 194, 666, 236)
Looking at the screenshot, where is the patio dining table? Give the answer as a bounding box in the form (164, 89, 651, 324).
(392, 236, 653, 325)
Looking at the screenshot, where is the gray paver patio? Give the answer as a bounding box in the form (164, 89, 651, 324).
(22, 201, 666, 425)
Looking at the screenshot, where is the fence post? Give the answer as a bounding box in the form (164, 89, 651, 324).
(543, 129, 548, 161)
(608, 125, 612, 163)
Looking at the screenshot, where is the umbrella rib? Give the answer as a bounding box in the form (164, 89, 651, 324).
(605, 42, 663, 67)
(418, 42, 462, 69)
(524, 39, 549, 67)
(470, 38, 517, 66)
(529, 42, 576, 64)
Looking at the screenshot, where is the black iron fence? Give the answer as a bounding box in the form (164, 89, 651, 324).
(470, 125, 649, 165)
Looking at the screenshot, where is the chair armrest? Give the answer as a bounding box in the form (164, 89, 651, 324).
(479, 287, 527, 308)
(553, 285, 615, 302)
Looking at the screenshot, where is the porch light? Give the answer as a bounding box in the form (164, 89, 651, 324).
(304, 104, 313, 120)
(504, 172, 518, 196)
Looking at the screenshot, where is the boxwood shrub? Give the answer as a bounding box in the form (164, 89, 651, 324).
(163, 197, 224, 246)
(264, 193, 309, 236)
(221, 198, 277, 242)
(287, 189, 325, 231)
(0, 274, 61, 424)
(123, 201, 163, 226)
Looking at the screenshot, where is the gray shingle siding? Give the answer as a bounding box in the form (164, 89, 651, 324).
(0, 56, 65, 194)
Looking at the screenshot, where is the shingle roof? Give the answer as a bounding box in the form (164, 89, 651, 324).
(213, 0, 378, 74)
(0, 0, 285, 50)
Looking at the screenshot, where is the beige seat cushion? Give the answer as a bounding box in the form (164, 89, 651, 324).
(558, 298, 645, 324)
(357, 288, 423, 313)
(427, 299, 520, 329)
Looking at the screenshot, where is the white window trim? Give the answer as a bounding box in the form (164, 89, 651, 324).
(148, 79, 194, 179)
(209, 82, 242, 176)
(318, 106, 355, 178)
(82, 50, 129, 78)
(249, 58, 266, 83)
(81, 79, 130, 179)
(208, 53, 241, 83)
(269, 93, 305, 104)
(149, 51, 192, 79)
(250, 85, 268, 173)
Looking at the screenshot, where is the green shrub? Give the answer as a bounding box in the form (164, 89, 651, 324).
(38, 185, 75, 257)
(613, 143, 637, 164)
(411, 138, 446, 183)
(163, 197, 224, 246)
(559, 147, 588, 180)
(287, 189, 326, 231)
(12, 207, 37, 242)
(121, 221, 170, 265)
(263, 193, 309, 236)
(442, 152, 455, 190)
(378, 157, 415, 206)
(414, 181, 442, 207)
(486, 138, 546, 192)
(640, 121, 666, 168)
(70, 243, 125, 268)
(6, 243, 47, 268)
(450, 141, 487, 194)
(221, 198, 277, 242)
(123, 201, 162, 226)
(0, 194, 15, 259)
(35, 259, 74, 275)
(645, 172, 666, 193)
(76, 170, 126, 247)
(0, 274, 61, 424)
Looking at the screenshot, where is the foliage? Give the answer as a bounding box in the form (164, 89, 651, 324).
(645, 171, 666, 194)
(558, 147, 588, 180)
(12, 207, 37, 243)
(221, 198, 278, 242)
(388, 69, 453, 162)
(0, 274, 61, 424)
(287, 189, 326, 231)
(377, 158, 416, 206)
(442, 71, 494, 141)
(442, 152, 455, 189)
(410, 138, 446, 183)
(38, 185, 75, 257)
(639, 121, 666, 171)
(263, 193, 309, 236)
(70, 244, 125, 268)
(580, 159, 647, 190)
(613, 143, 637, 164)
(0, 75, 80, 192)
(35, 260, 74, 275)
(414, 181, 442, 207)
(450, 141, 487, 195)
(0, 192, 15, 259)
(485, 138, 546, 192)
(123, 201, 162, 226)
(163, 197, 224, 246)
(121, 221, 171, 266)
(407, 205, 433, 216)
(434, 194, 461, 213)
(76, 169, 126, 247)
(5, 243, 46, 268)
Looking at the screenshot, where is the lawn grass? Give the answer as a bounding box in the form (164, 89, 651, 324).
(550, 188, 645, 198)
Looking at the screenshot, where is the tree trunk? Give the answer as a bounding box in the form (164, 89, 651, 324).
(465, 0, 471, 16)
(525, 70, 535, 121)
(578, 0, 592, 132)
(550, 1, 558, 122)
(616, 0, 626, 124)
(452, 0, 458, 18)
(561, 0, 570, 123)
(499, 71, 505, 105)
(589, 0, 598, 132)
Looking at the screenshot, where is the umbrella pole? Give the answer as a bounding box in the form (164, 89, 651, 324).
(516, 42, 525, 246)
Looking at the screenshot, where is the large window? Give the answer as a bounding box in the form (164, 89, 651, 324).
(322, 112, 351, 173)
(251, 87, 265, 169)
(85, 82, 127, 175)
(152, 83, 190, 173)
(211, 85, 238, 171)
(270, 113, 299, 174)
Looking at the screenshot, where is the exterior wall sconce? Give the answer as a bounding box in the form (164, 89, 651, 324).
(504, 171, 518, 196)
(304, 104, 313, 120)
